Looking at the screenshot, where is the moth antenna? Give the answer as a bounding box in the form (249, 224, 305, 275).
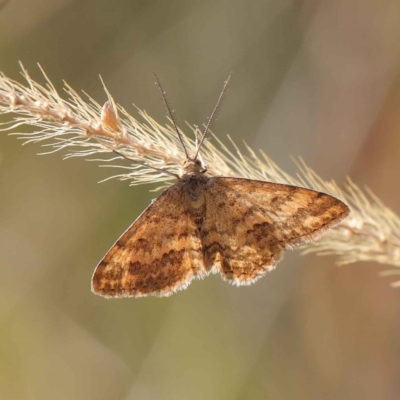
(194, 72, 232, 160)
(153, 73, 189, 159)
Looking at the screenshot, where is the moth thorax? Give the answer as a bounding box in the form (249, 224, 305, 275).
(180, 157, 203, 176)
(183, 177, 206, 215)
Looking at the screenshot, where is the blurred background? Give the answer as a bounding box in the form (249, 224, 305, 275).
(1, 1, 400, 399)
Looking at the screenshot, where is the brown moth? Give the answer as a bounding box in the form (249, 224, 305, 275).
(91, 75, 350, 298)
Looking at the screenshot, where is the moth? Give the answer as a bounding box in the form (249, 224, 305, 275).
(91, 75, 350, 298)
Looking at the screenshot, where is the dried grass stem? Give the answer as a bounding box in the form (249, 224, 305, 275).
(1, 65, 400, 284)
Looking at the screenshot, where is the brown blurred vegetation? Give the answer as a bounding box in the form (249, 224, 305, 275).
(1, 1, 400, 399)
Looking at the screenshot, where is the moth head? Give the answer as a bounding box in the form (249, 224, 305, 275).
(180, 157, 206, 175)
